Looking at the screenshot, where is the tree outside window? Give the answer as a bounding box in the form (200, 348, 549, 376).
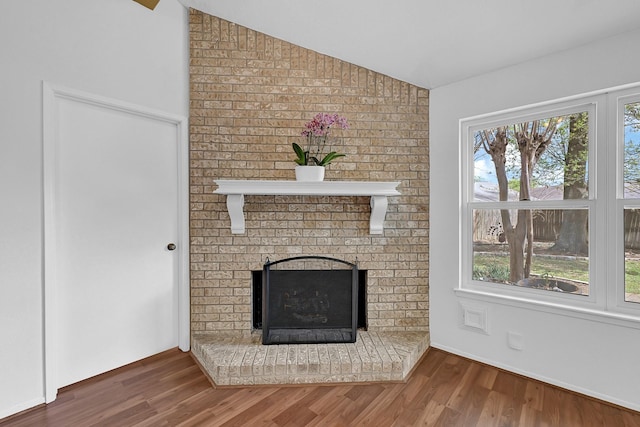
(470, 111, 590, 296)
(623, 101, 640, 304)
(464, 89, 640, 315)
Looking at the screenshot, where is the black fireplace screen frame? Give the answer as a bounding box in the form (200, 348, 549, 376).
(261, 256, 358, 345)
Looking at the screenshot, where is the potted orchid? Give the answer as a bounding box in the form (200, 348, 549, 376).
(292, 113, 349, 181)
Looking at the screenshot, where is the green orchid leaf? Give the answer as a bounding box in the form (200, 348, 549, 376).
(318, 152, 346, 166)
(292, 143, 308, 165)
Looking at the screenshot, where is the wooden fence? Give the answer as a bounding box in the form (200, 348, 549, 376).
(473, 209, 561, 243)
(625, 209, 640, 250)
(474, 208, 640, 249)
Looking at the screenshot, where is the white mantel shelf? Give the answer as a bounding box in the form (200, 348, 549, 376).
(214, 180, 401, 234)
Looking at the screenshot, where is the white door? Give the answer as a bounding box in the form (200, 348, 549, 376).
(46, 88, 181, 389)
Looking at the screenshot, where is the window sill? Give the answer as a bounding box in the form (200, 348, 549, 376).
(454, 288, 640, 330)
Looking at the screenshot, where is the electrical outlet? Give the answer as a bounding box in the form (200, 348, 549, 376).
(507, 331, 524, 350)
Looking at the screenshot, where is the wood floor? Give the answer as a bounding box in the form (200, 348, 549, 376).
(2, 347, 639, 427)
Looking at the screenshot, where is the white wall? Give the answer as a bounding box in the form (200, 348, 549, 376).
(0, 0, 188, 418)
(430, 29, 640, 410)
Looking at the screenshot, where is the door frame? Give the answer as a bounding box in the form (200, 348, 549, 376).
(42, 82, 190, 403)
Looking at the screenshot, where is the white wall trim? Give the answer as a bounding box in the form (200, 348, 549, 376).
(42, 81, 190, 403)
(42, 81, 59, 404)
(176, 100, 191, 353)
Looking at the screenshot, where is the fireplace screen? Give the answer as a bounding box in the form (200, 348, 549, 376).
(261, 256, 358, 345)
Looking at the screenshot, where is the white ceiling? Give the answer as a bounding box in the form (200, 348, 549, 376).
(180, 0, 640, 89)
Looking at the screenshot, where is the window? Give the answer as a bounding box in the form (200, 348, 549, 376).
(461, 87, 640, 319)
(621, 96, 640, 306)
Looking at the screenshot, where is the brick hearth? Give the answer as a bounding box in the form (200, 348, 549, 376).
(192, 331, 429, 386)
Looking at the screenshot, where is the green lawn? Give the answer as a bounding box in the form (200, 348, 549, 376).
(473, 253, 589, 282)
(473, 252, 640, 297)
(625, 259, 640, 294)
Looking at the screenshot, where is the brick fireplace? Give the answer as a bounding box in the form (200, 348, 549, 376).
(189, 10, 430, 384)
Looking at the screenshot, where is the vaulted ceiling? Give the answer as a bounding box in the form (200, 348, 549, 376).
(179, 0, 640, 89)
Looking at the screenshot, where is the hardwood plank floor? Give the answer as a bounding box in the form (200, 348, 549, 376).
(2, 347, 639, 426)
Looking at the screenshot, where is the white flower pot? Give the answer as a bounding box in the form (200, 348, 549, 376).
(295, 165, 325, 182)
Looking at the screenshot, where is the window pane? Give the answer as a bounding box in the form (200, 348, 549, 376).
(473, 112, 589, 202)
(624, 102, 640, 198)
(472, 208, 589, 296)
(624, 208, 640, 303)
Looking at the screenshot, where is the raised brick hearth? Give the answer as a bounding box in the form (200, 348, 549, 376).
(192, 331, 429, 386)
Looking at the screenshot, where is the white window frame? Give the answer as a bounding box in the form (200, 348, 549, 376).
(611, 89, 640, 316)
(458, 86, 640, 326)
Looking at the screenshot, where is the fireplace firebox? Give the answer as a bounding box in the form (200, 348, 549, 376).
(256, 256, 360, 345)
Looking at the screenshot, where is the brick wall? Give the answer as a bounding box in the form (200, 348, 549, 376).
(189, 10, 430, 336)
